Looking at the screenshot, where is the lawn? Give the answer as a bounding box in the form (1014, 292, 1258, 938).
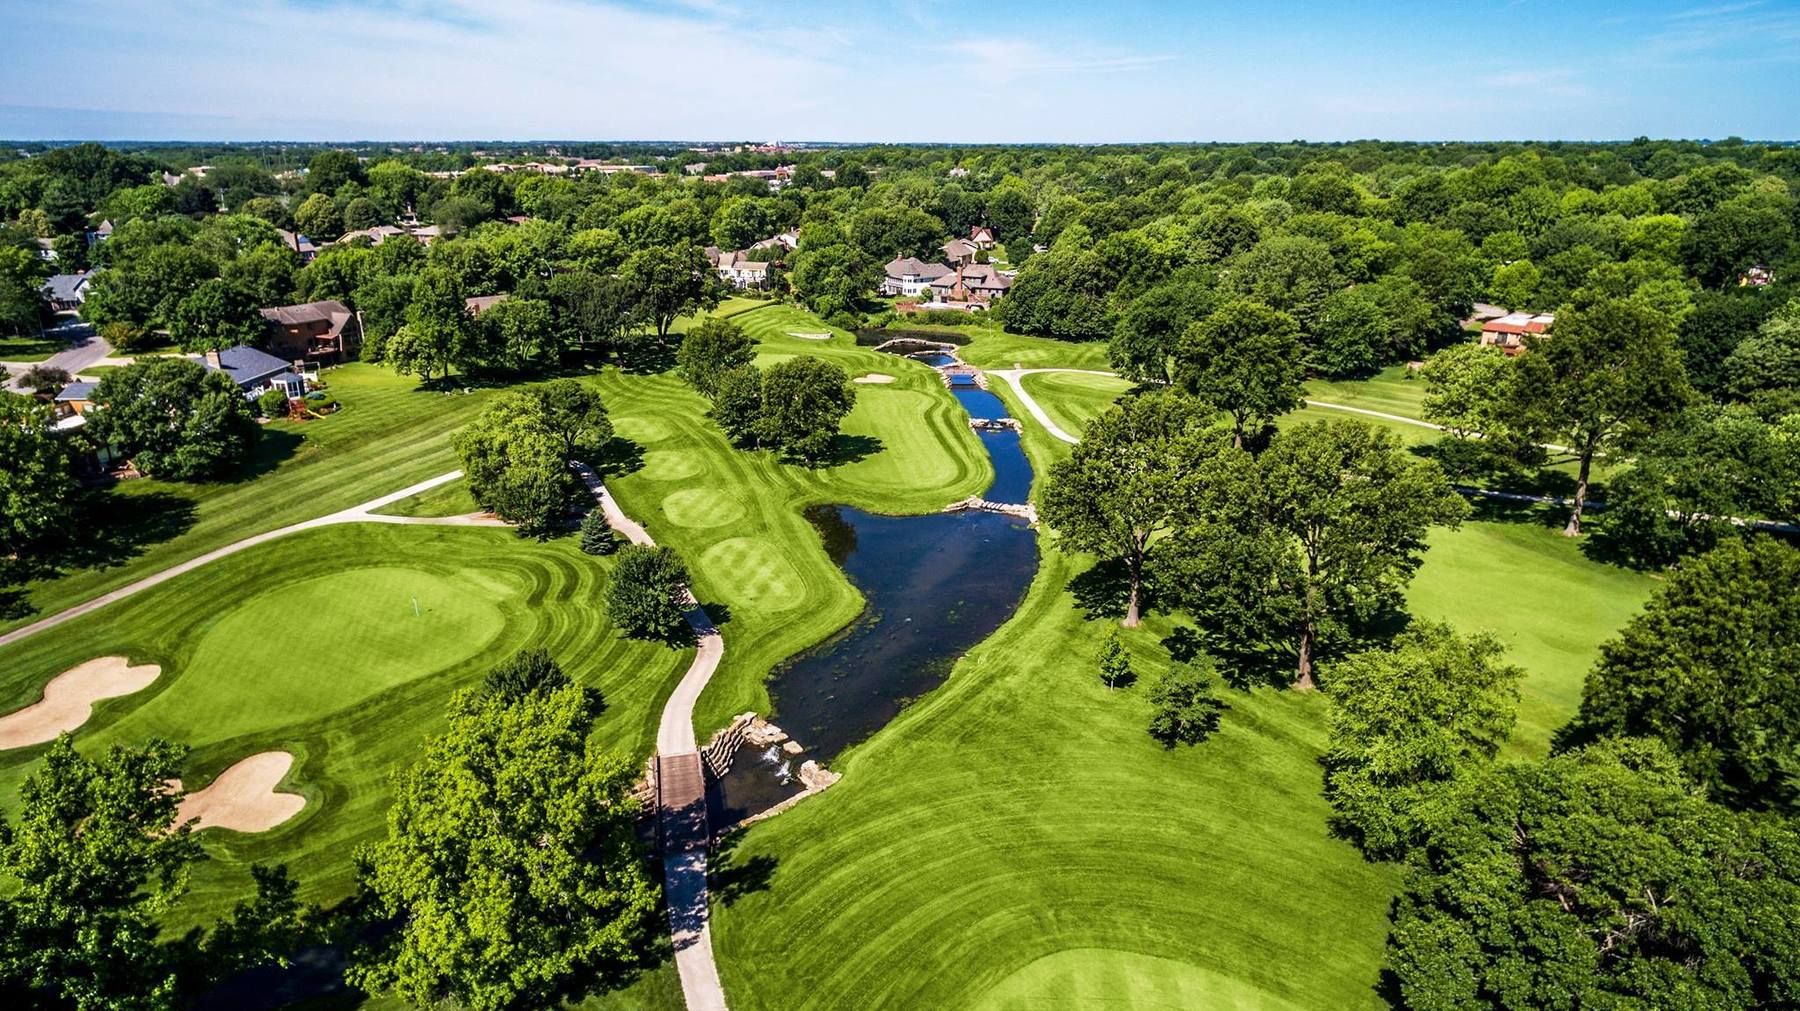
(702, 335, 1658, 1009)
(0, 331, 68, 362)
(2, 364, 500, 634)
(1305, 364, 1429, 419)
(1015, 370, 1134, 439)
(0, 522, 688, 931)
(595, 301, 996, 733)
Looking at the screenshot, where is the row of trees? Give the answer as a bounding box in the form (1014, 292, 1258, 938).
(1316, 537, 1800, 1007)
(674, 320, 858, 464)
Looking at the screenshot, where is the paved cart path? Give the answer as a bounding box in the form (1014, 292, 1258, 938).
(575, 462, 729, 1011)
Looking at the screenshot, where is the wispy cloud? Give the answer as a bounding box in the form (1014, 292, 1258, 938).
(940, 39, 1177, 82)
(1479, 67, 1591, 96)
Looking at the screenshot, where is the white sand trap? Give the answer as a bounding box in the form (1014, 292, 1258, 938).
(0, 656, 161, 749)
(173, 752, 306, 833)
(853, 373, 896, 384)
(786, 331, 833, 340)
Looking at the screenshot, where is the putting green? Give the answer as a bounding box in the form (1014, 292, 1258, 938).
(698, 538, 804, 611)
(662, 487, 747, 528)
(975, 948, 1306, 1011)
(638, 448, 705, 481)
(94, 566, 508, 748)
(614, 414, 675, 444)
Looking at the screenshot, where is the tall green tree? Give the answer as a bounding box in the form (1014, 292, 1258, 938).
(708, 365, 764, 446)
(1507, 297, 1693, 535)
(169, 278, 264, 351)
(534, 379, 612, 462)
(349, 685, 655, 1011)
(1040, 392, 1217, 627)
(1178, 420, 1468, 689)
(1177, 300, 1305, 449)
(755, 356, 856, 463)
(675, 317, 757, 398)
(1322, 622, 1522, 857)
(452, 391, 575, 538)
(1387, 738, 1800, 1011)
(620, 245, 714, 343)
(0, 737, 312, 1010)
(604, 544, 692, 640)
(86, 358, 259, 480)
(0, 393, 74, 558)
(1561, 538, 1800, 815)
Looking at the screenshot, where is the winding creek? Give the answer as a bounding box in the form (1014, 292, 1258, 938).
(709, 352, 1042, 825)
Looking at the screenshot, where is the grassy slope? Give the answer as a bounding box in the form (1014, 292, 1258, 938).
(704, 330, 1655, 1009)
(1016, 371, 1134, 437)
(3, 365, 498, 633)
(597, 302, 993, 734)
(0, 523, 688, 927)
(709, 371, 1397, 1010)
(0, 331, 66, 362)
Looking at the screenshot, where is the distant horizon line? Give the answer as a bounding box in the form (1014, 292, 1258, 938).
(6, 137, 1798, 149)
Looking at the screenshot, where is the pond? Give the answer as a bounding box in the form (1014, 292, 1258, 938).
(709, 360, 1040, 826)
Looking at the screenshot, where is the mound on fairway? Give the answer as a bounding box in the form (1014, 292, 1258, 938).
(174, 751, 306, 833)
(698, 537, 804, 611)
(638, 448, 705, 481)
(975, 948, 1307, 1011)
(662, 487, 748, 528)
(0, 656, 161, 749)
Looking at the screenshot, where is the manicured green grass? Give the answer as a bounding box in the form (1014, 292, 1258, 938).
(1016, 370, 1134, 439)
(709, 536, 1398, 1009)
(1305, 364, 1429, 419)
(374, 477, 480, 518)
(960, 330, 1113, 371)
(596, 302, 996, 732)
(2, 365, 500, 634)
(0, 331, 67, 362)
(0, 523, 688, 932)
(1408, 516, 1655, 754)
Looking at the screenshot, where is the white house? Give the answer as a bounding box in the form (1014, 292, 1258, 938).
(881, 257, 954, 297)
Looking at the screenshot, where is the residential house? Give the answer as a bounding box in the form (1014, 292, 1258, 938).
(85, 219, 113, 247)
(752, 230, 800, 253)
(275, 229, 319, 264)
(198, 345, 308, 399)
(1479, 312, 1555, 355)
(712, 250, 773, 289)
(35, 237, 56, 262)
(259, 300, 363, 362)
(941, 238, 980, 266)
(1741, 266, 1776, 287)
(49, 380, 121, 474)
(968, 225, 997, 249)
(929, 263, 1013, 305)
(41, 272, 91, 312)
(336, 224, 410, 246)
(881, 257, 954, 297)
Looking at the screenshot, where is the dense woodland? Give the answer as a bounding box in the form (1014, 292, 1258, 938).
(1, 139, 1798, 1009)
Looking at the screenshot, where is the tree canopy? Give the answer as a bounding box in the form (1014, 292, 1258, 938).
(86, 357, 260, 480)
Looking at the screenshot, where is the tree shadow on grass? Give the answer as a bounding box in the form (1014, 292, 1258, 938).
(14, 489, 199, 584)
(593, 435, 645, 479)
(1068, 557, 1165, 624)
(803, 432, 882, 469)
(230, 428, 306, 484)
(695, 601, 732, 628)
(708, 828, 778, 908)
(617, 339, 677, 376)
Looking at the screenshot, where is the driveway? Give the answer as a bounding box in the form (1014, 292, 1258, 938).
(2, 320, 113, 391)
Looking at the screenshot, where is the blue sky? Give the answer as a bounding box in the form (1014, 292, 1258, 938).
(1, 0, 1796, 141)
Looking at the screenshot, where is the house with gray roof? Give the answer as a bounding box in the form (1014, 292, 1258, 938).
(198, 346, 305, 398)
(41, 272, 91, 311)
(881, 257, 954, 297)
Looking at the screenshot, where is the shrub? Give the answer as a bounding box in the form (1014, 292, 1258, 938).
(18, 365, 71, 395)
(257, 387, 290, 418)
(482, 648, 572, 699)
(98, 321, 155, 353)
(1146, 660, 1225, 747)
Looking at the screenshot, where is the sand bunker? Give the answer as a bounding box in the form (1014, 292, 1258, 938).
(786, 331, 833, 340)
(0, 656, 161, 749)
(853, 373, 896, 384)
(172, 751, 306, 833)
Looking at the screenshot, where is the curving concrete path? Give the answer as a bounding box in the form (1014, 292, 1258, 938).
(574, 462, 729, 1011)
(0, 470, 502, 650)
(984, 367, 1120, 445)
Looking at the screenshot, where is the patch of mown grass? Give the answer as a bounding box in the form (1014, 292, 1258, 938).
(2, 365, 499, 633)
(0, 522, 688, 929)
